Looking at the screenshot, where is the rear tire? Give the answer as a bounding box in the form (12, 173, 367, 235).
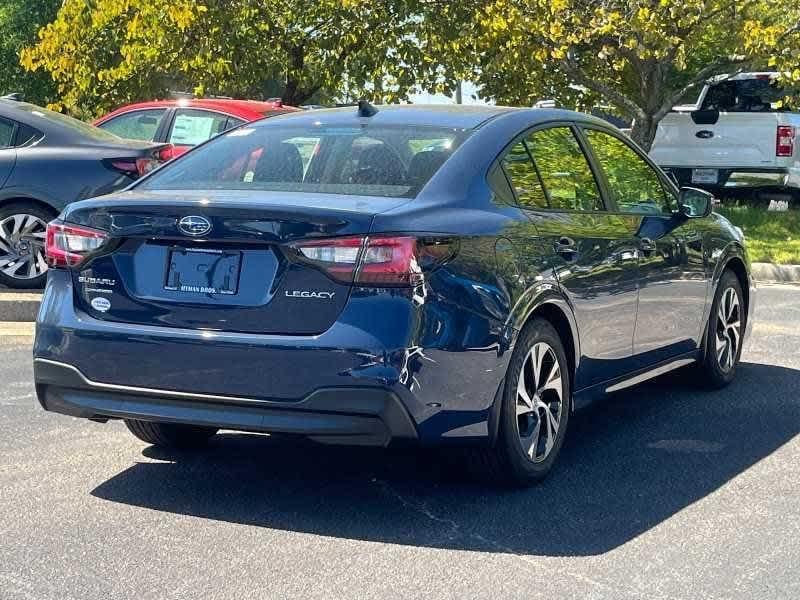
(0, 202, 55, 289)
(696, 270, 745, 389)
(124, 419, 218, 449)
(467, 318, 571, 486)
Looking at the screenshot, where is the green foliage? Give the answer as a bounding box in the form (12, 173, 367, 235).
(718, 206, 800, 265)
(466, 0, 779, 150)
(0, 0, 61, 105)
(20, 0, 446, 116)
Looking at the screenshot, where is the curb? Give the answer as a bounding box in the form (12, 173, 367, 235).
(0, 290, 41, 322)
(751, 262, 800, 284)
(0, 321, 36, 336)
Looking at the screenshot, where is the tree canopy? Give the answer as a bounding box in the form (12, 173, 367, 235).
(0, 0, 61, 104)
(15, 0, 800, 150)
(469, 0, 777, 149)
(21, 0, 451, 116)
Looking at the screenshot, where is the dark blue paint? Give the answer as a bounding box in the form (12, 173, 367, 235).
(34, 106, 755, 447)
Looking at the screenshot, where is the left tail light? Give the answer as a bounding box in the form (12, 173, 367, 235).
(45, 221, 108, 268)
(290, 235, 456, 286)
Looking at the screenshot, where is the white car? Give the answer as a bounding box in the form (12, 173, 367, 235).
(650, 72, 800, 202)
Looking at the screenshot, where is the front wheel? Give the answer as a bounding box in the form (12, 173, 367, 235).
(124, 419, 218, 449)
(468, 318, 570, 486)
(697, 270, 745, 388)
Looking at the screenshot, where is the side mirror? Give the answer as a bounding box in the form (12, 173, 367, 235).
(678, 186, 714, 218)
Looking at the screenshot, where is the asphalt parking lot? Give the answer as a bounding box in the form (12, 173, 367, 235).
(1, 284, 799, 600)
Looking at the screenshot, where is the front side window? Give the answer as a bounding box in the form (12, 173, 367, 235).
(141, 124, 468, 199)
(585, 129, 672, 214)
(98, 109, 167, 141)
(525, 127, 603, 211)
(169, 109, 230, 146)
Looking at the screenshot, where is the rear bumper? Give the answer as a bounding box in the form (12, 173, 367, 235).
(35, 358, 418, 447)
(663, 166, 800, 191)
(34, 270, 511, 445)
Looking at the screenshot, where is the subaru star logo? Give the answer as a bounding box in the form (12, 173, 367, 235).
(178, 215, 212, 237)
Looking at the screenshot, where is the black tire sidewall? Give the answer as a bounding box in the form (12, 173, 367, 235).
(498, 318, 571, 483)
(702, 271, 745, 387)
(0, 202, 56, 289)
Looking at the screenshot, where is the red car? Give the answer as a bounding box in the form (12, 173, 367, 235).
(94, 98, 299, 159)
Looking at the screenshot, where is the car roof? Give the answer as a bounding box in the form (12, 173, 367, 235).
(255, 104, 613, 131)
(708, 72, 778, 83)
(97, 98, 301, 123)
(258, 104, 519, 130)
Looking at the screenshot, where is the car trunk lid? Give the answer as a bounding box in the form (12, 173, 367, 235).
(63, 190, 405, 335)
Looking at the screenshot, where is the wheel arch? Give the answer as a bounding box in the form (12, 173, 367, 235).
(487, 289, 581, 445)
(721, 255, 750, 320)
(512, 286, 581, 408)
(523, 302, 578, 406)
(700, 244, 752, 361)
(0, 195, 60, 217)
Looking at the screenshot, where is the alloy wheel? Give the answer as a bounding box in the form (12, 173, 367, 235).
(715, 287, 741, 372)
(0, 214, 48, 280)
(515, 342, 564, 463)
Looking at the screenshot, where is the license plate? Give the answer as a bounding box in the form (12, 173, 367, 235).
(691, 168, 718, 184)
(165, 247, 241, 295)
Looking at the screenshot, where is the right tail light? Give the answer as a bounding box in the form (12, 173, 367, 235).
(290, 235, 456, 287)
(776, 125, 795, 157)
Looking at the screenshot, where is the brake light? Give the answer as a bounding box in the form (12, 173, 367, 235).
(45, 221, 108, 268)
(291, 235, 454, 286)
(110, 157, 162, 177)
(776, 125, 795, 157)
(157, 144, 176, 162)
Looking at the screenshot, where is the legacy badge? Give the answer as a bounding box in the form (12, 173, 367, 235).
(285, 290, 335, 299)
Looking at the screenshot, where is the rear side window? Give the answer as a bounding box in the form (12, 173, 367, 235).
(0, 118, 14, 148)
(584, 129, 672, 214)
(98, 109, 167, 141)
(525, 127, 603, 211)
(169, 109, 230, 146)
(15, 123, 42, 146)
(501, 141, 548, 208)
(141, 124, 468, 198)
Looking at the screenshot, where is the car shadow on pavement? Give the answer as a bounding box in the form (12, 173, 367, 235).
(91, 361, 800, 557)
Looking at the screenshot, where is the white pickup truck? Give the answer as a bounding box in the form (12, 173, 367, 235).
(650, 72, 800, 203)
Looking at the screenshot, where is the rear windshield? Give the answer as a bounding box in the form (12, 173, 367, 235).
(12, 101, 125, 142)
(700, 78, 793, 112)
(139, 123, 469, 198)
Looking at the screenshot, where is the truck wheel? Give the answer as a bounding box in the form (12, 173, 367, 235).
(124, 419, 218, 449)
(0, 202, 55, 289)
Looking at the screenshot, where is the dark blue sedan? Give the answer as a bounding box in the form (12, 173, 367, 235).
(33, 104, 755, 485)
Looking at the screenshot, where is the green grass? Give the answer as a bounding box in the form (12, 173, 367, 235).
(716, 206, 800, 265)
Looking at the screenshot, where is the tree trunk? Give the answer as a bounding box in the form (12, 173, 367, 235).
(282, 45, 305, 106)
(629, 115, 660, 152)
